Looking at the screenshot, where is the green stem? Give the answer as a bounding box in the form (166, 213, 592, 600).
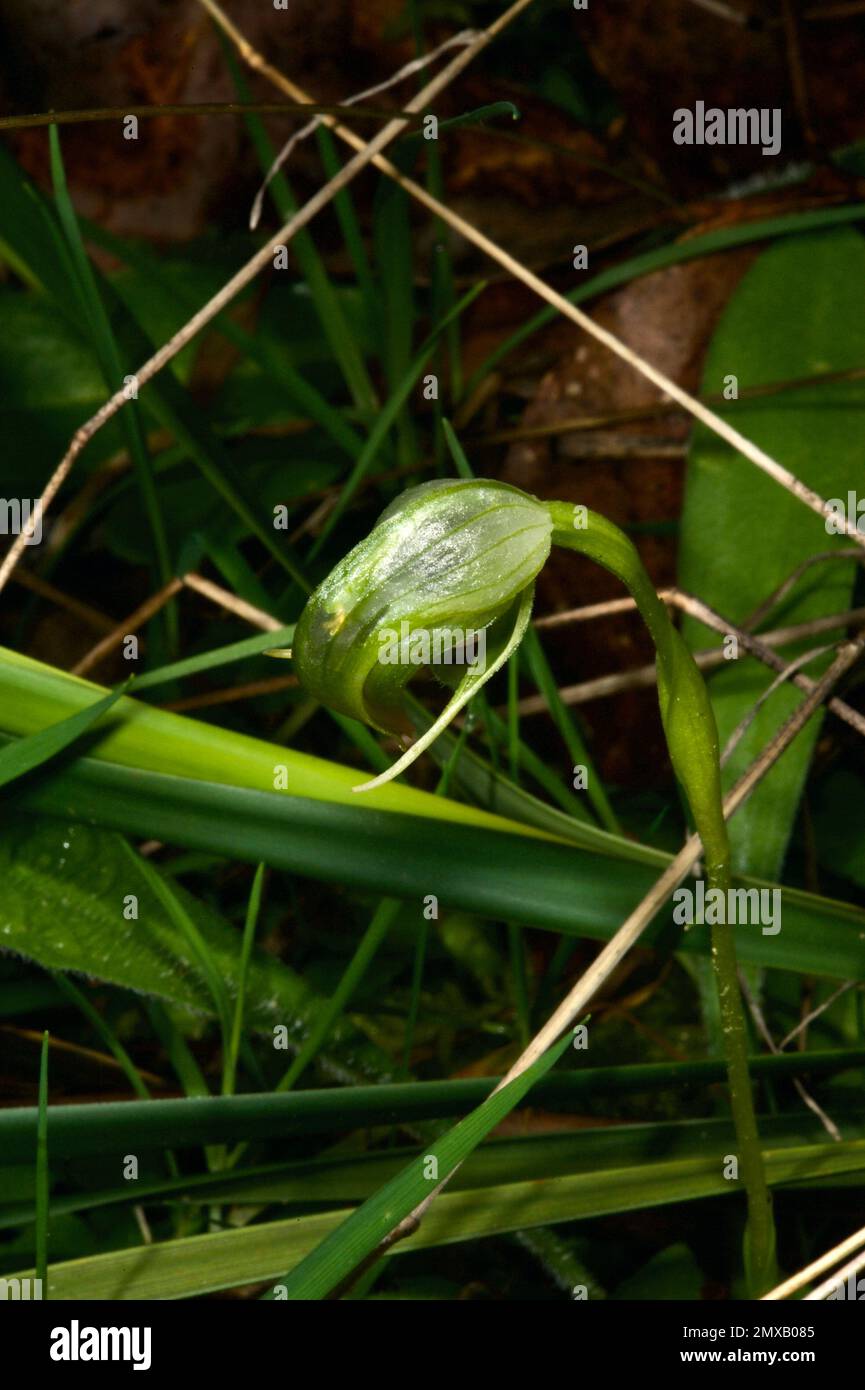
(0, 102, 426, 133)
(709, 862, 776, 1294)
(549, 499, 775, 1294)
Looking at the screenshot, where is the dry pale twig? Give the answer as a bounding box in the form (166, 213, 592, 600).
(11, 570, 115, 635)
(530, 590, 865, 738)
(742, 547, 865, 631)
(519, 604, 865, 726)
(779, 982, 856, 1051)
(72, 580, 184, 676)
(71, 572, 285, 674)
(683, 0, 749, 23)
(718, 643, 834, 767)
(248, 29, 480, 229)
(763, 1222, 865, 1300)
(737, 969, 841, 1143)
(804, 1244, 865, 1301)
(162, 675, 297, 712)
(181, 573, 285, 631)
(672, 592, 865, 739)
(534, 592, 678, 627)
(475, 367, 865, 447)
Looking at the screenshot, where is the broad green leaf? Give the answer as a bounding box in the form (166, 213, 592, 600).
(0, 813, 394, 1083)
(679, 229, 865, 878)
(13, 751, 865, 981)
(3, 648, 865, 980)
(0, 290, 123, 485)
(0, 645, 548, 834)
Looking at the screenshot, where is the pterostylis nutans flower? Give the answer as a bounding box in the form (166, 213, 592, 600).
(283, 472, 775, 1295)
(291, 479, 553, 792)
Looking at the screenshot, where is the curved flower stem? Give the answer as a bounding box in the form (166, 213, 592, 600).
(710, 863, 776, 1294)
(548, 500, 775, 1294)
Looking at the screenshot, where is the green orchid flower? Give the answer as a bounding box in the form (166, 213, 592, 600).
(292, 478, 552, 791)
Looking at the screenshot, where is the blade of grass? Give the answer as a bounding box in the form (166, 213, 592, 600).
(430, 703, 597, 825)
(520, 627, 620, 831)
(276, 899, 403, 1095)
(5, 1106, 864, 1235)
(146, 1000, 224, 1179)
(0, 140, 310, 591)
(146, 1001, 211, 1103)
(50, 973, 152, 1101)
(48, 126, 174, 642)
(86, 220, 364, 461)
(11, 739, 865, 983)
(4, 649, 865, 979)
(35, 1030, 49, 1292)
(272, 1030, 574, 1299)
(11, 1132, 865, 1301)
(310, 284, 486, 554)
(402, 711, 475, 1067)
(135, 628, 295, 694)
(373, 163, 417, 466)
(119, 840, 233, 1059)
(223, 863, 266, 1098)
(0, 680, 129, 789)
(314, 125, 378, 338)
(2, 1054, 864, 1162)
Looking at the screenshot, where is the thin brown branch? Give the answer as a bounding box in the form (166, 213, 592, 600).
(161, 675, 297, 712)
(738, 969, 840, 1143)
(71, 580, 184, 676)
(778, 982, 856, 1052)
(671, 593, 865, 739)
(531, 590, 865, 739)
(11, 570, 115, 635)
(719, 644, 834, 767)
(683, 0, 749, 22)
(181, 573, 283, 631)
(69, 570, 285, 679)
(534, 590, 678, 627)
(741, 548, 865, 631)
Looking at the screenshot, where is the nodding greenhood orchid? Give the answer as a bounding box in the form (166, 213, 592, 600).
(291, 479, 553, 791)
(285, 477, 726, 873)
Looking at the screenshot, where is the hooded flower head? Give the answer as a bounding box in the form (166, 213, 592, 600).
(291, 478, 552, 788)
